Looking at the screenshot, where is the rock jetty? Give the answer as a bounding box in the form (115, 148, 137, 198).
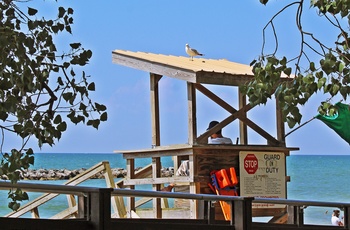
(0, 167, 175, 180)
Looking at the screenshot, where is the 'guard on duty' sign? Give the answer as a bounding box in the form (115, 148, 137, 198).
(239, 151, 286, 209)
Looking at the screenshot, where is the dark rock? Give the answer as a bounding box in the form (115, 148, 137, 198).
(5, 166, 175, 180)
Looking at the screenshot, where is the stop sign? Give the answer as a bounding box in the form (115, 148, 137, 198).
(244, 154, 258, 174)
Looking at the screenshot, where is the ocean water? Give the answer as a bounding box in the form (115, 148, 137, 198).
(31, 152, 174, 170)
(0, 153, 349, 225)
(286, 155, 350, 225)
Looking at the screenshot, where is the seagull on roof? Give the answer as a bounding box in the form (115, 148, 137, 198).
(185, 44, 203, 61)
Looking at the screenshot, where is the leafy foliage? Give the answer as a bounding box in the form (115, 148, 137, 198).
(241, 0, 350, 128)
(0, 0, 107, 210)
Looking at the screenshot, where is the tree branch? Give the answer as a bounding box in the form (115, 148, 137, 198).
(262, 1, 302, 57)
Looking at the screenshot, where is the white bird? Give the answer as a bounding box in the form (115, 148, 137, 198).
(185, 44, 203, 61)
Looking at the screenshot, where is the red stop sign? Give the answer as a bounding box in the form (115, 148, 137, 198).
(244, 154, 258, 174)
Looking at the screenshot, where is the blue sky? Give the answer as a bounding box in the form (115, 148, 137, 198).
(8, 0, 349, 155)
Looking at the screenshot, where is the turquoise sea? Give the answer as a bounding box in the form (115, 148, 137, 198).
(0, 153, 349, 225)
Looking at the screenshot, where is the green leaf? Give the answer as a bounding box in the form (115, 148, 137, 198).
(286, 117, 296, 128)
(339, 62, 345, 72)
(70, 43, 81, 49)
(85, 50, 92, 59)
(87, 119, 100, 129)
(62, 92, 73, 102)
(26, 148, 34, 155)
(317, 77, 326, 89)
(70, 68, 75, 77)
(250, 59, 257, 66)
(260, 0, 269, 5)
(87, 82, 95, 91)
(9, 202, 20, 211)
(100, 112, 108, 121)
(322, 102, 331, 110)
(332, 84, 340, 95)
(58, 7, 66, 18)
(283, 95, 293, 103)
(95, 103, 107, 111)
(0, 111, 9, 121)
(28, 7, 38, 16)
(331, 105, 338, 115)
(63, 62, 70, 69)
(283, 67, 292, 76)
(280, 57, 287, 66)
(53, 115, 62, 124)
(59, 23, 65, 31)
(79, 103, 87, 110)
(267, 56, 279, 65)
(65, 25, 72, 34)
(52, 25, 59, 33)
(310, 62, 316, 71)
(57, 122, 67, 132)
(13, 124, 23, 133)
(57, 76, 64, 86)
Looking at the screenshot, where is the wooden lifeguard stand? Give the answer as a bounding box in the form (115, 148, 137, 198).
(112, 50, 299, 221)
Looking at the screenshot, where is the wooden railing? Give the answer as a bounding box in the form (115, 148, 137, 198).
(1, 181, 350, 230)
(3, 161, 127, 219)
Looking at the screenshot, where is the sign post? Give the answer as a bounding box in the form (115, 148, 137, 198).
(239, 151, 286, 209)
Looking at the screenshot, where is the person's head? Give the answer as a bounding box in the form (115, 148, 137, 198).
(207, 121, 222, 135)
(333, 210, 340, 217)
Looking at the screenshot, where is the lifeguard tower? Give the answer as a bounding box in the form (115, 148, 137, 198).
(112, 50, 299, 222)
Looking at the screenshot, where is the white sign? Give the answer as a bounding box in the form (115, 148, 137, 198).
(239, 151, 286, 209)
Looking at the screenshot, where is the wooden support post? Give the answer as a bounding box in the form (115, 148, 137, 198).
(187, 82, 197, 144)
(31, 207, 39, 218)
(297, 206, 305, 226)
(287, 205, 304, 226)
(188, 154, 201, 219)
(207, 201, 216, 224)
(77, 195, 87, 219)
(88, 188, 112, 230)
(287, 205, 296, 224)
(66, 194, 78, 218)
(103, 161, 126, 218)
(161, 193, 170, 209)
(152, 157, 162, 218)
(344, 206, 350, 229)
(231, 197, 253, 230)
(238, 90, 248, 145)
(185, 82, 197, 211)
(150, 73, 162, 147)
(189, 182, 201, 219)
(126, 159, 135, 217)
(173, 156, 179, 174)
(276, 97, 285, 146)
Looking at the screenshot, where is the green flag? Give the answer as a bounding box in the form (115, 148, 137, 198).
(315, 102, 350, 145)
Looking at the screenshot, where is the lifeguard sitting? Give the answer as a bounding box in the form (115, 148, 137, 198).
(176, 121, 232, 176)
